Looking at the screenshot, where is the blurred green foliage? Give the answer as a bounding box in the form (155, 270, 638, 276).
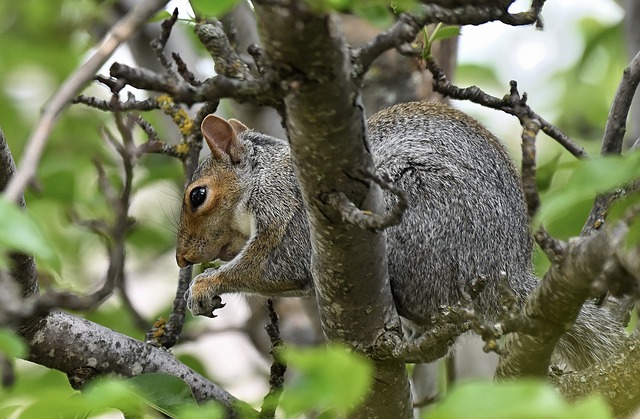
(0, 327, 27, 359)
(0, 0, 637, 417)
(553, 19, 626, 141)
(279, 344, 373, 417)
(189, 0, 239, 17)
(0, 198, 59, 270)
(538, 152, 640, 234)
(304, 0, 419, 27)
(426, 380, 612, 419)
(1, 0, 183, 284)
(1, 366, 217, 419)
(0, 334, 369, 418)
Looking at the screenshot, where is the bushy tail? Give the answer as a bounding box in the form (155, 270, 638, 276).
(554, 300, 628, 371)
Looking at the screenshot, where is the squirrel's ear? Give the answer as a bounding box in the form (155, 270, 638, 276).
(228, 118, 249, 134)
(201, 114, 244, 164)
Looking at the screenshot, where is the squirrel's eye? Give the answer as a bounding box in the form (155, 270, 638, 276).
(189, 186, 207, 209)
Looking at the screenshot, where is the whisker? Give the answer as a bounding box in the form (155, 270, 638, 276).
(148, 218, 178, 235)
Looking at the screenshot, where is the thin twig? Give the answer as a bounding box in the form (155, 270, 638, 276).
(73, 94, 162, 112)
(355, 1, 546, 77)
(172, 53, 202, 86)
(581, 49, 640, 237)
(601, 49, 640, 155)
(32, 112, 138, 315)
(323, 169, 408, 231)
(146, 266, 192, 348)
(259, 299, 286, 419)
(150, 8, 180, 77)
(425, 58, 587, 159)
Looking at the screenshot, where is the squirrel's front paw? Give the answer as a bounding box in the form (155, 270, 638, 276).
(185, 273, 226, 318)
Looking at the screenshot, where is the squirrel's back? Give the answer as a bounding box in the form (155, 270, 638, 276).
(367, 102, 535, 324)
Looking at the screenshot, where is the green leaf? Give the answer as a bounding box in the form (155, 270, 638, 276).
(0, 328, 27, 359)
(40, 168, 76, 202)
(19, 378, 144, 419)
(332, 0, 354, 9)
(83, 378, 143, 411)
(305, 0, 356, 13)
(626, 217, 640, 248)
(127, 222, 174, 254)
(427, 380, 612, 419)
(537, 153, 640, 229)
(177, 402, 225, 419)
(189, 0, 239, 17)
(306, 0, 418, 15)
(353, 4, 394, 27)
(0, 405, 20, 418)
(127, 373, 196, 418)
(390, 0, 419, 13)
(457, 63, 501, 89)
(149, 10, 172, 23)
(535, 153, 562, 193)
(0, 198, 59, 271)
(279, 344, 373, 416)
(431, 25, 461, 42)
(567, 395, 615, 419)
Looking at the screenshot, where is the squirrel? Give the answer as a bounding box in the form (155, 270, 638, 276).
(176, 101, 625, 371)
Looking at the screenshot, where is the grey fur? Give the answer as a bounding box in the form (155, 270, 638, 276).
(180, 102, 624, 370)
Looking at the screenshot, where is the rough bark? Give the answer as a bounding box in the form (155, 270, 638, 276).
(555, 330, 640, 418)
(253, 2, 412, 417)
(19, 310, 256, 417)
(496, 222, 636, 377)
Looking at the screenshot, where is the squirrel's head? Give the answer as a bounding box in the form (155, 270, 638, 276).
(176, 115, 253, 268)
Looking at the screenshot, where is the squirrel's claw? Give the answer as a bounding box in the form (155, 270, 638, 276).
(185, 276, 226, 318)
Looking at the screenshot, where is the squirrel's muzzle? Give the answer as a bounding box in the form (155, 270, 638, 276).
(176, 254, 192, 268)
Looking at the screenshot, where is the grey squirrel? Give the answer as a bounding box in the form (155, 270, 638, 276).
(176, 101, 624, 370)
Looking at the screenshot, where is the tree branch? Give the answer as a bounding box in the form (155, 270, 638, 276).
(582, 49, 640, 237)
(425, 58, 587, 159)
(554, 311, 640, 418)
(253, 1, 412, 417)
(195, 19, 253, 80)
(323, 169, 408, 231)
(150, 7, 180, 77)
(355, 0, 546, 75)
(108, 62, 278, 107)
(601, 49, 640, 155)
(496, 221, 635, 377)
(73, 93, 163, 112)
(30, 113, 138, 315)
(18, 310, 256, 417)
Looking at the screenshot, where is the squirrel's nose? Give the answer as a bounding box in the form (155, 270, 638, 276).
(176, 254, 193, 268)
